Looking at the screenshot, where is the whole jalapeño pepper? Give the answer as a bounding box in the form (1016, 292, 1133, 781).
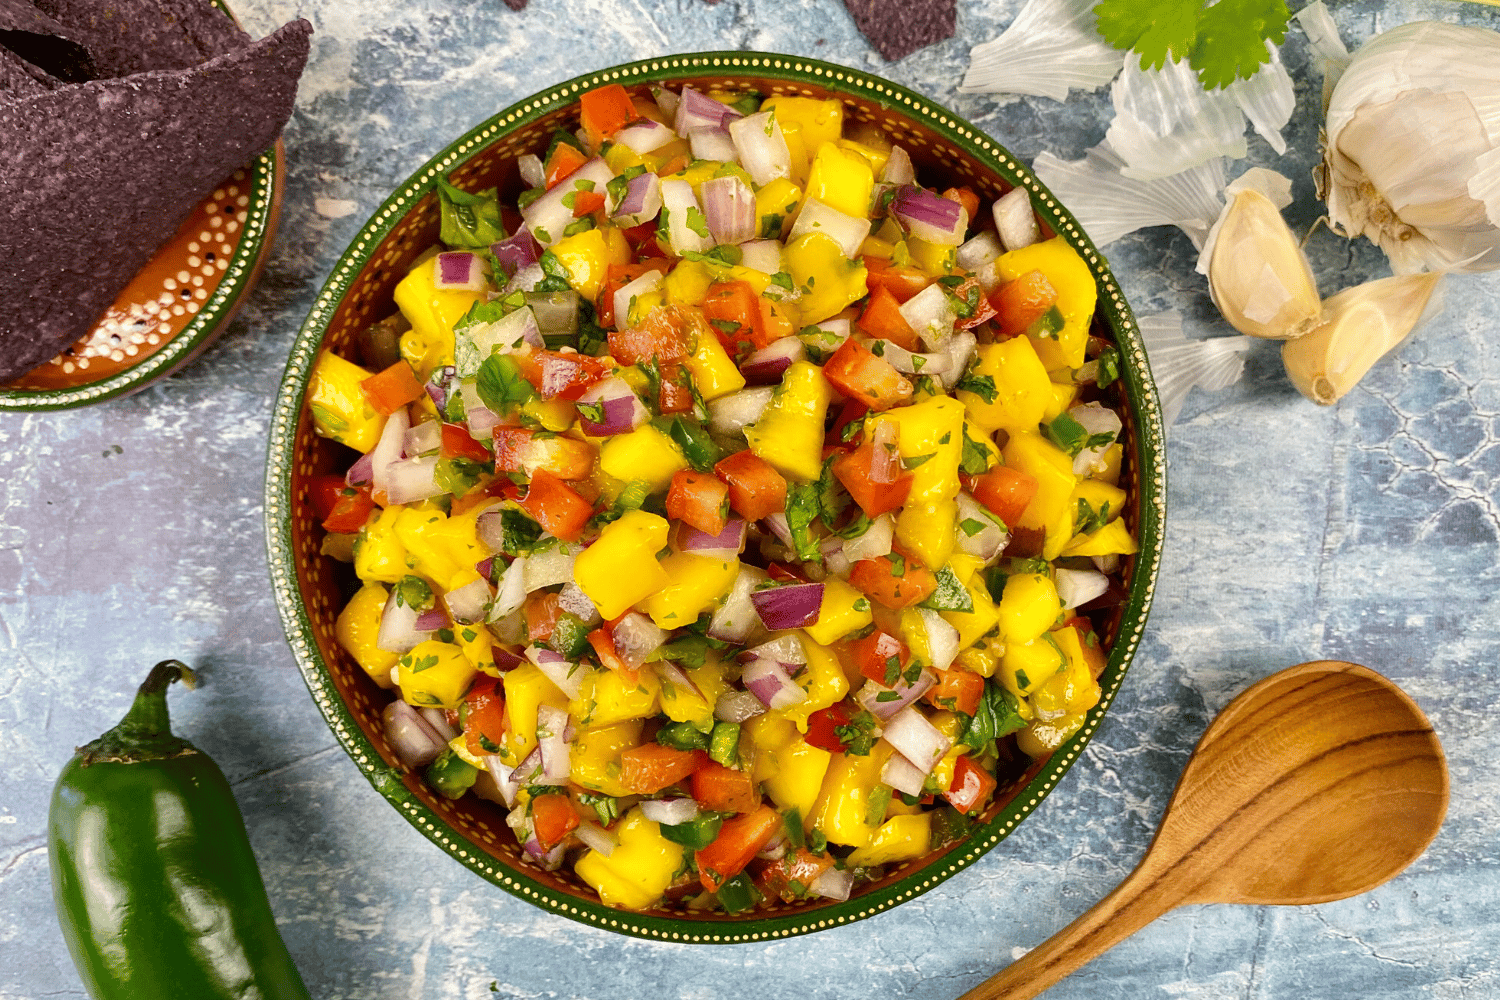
(48, 661, 312, 1000)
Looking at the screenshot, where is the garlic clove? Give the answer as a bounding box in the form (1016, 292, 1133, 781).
(1281, 271, 1443, 405)
(1202, 186, 1323, 340)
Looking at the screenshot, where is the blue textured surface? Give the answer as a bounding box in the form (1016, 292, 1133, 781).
(4, 1, 1500, 997)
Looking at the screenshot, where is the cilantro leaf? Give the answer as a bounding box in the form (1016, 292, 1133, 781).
(919, 565, 975, 614)
(475, 353, 535, 416)
(785, 482, 824, 563)
(1094, 0, 1200, 72)
(954, 370, 999, 404)
(1192, 0, 1289, 90)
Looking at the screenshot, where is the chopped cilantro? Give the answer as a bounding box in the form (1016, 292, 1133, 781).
(475, 353, 535, 416)
(436, 179, 505, 249)
(954, 370, 999, 404)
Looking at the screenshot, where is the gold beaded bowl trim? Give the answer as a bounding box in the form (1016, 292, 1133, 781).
(265, 52, 1166, 943)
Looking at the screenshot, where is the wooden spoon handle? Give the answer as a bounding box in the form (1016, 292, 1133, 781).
(956, 866, 1179, 1000)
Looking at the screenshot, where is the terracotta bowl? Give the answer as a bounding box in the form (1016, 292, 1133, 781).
(266, 52, 1166, 943)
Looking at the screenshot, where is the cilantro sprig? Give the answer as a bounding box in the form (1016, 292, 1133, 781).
(1093, 0, 1291, 91)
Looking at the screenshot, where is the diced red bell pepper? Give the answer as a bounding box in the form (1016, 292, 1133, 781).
(579, 83, 639, 149)
(804, 703, 852, 753)
(360, 361, 426, 416)
(968, 466, 1039, 528)
(524, 591, 564, 644)
(441, 422, 493, 464)
(832, 440, 913, 518)
(571, 189, 606, 217)
(757, 847, 836, 903)
(826, 398, 869, 450)
(850, 630, 911, 685)
(519, 469, 594, 542)
(696, 804, 781, 892)
(700, 280, 764, 354)
(849, 547, 938, 610)
(531, 350, 609, 401)
(855, 283, 921, 352)
(308, 474, 349, 521)
(714, 450, 788, 522)
(691, 760, 759, 814)
(619, 744, 704, 794)
(945, 753, 997, 815)
(821, 338, 913, 412)
(863, 255, 931, 303)
(991, 270, 1058, 338)
(322, 487, 377, 534)
(925, 668, 985, 717)
(463, 674, 507, 759)
(948, 273, 999, 331)
(665, 469, 730, 537)
(757, 298, 796, 349)
(532, 792, 582, 850)
(544, 142, 589, 189)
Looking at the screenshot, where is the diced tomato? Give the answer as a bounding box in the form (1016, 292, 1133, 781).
(822, 338, 913, 412)
(579, 83, 639, 148)
(619, 744, 704, 794)
(691, 760, 759, 814)
(945, 754, 997, 815)
(969, 465, 1039, 527)
(804, 703, 853, 753)
(849, 547, 938, 609)
(757, 298, 796, 348)
(991, 270, 1059, 338)
(665, 469, 730, 537)
(532, 350, 609, 401)
(700, 280, 764, 354)
(608, 303, 695, 364)
(765, 562, 808, 584)
(571, 189, 606, 217)
(863, 255, 931, 303)
(925, 668, 985, 717)
(832, 440, 913, 518)
(544, 142, 589, 189)
(757, 847, 836, 903)
(322, 487, 377, 534)
(587, 627, 638, 683)
(524, 591, 564, 643)
(441, 422, 493, 464)
(519, 469, 594, 542)
(532, 792, 582, 850)
(463, 675, 507, 759)
(696, 804, 781, 892)
(620, 219, 667, 257)
(942, 186, 980, 224)
(855, 283, 920, 352)
(359, 361, 426, 416)
(714, 450, 788, 522)
(308, 474, 348, 521)
(528, 435, 598, 481)
(490, 427, 534, 473)
(657, 153, 690, 177)
(599, 261, 669, 329)
(657, 362, 696, 413)
(826, 398, 869, 450)
(851, 630, 911, 685)
(948, 273, 999, 331)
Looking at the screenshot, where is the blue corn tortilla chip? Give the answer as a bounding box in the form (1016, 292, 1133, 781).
(843, 0, 955, 61)
(30, 0, 248, 78)
(1, 42, 60, 95)
(0, 18, 310, 381)
(0, 0, 94, 81)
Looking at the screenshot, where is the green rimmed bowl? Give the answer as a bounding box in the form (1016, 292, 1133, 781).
(265, 52, 1166, 943)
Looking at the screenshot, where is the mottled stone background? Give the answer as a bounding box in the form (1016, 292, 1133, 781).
(3, 2, 1499, 997)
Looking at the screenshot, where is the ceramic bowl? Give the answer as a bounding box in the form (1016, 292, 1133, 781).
(266, 52, 1166, 943)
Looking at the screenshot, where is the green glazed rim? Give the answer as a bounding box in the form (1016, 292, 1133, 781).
(265, 51, 1166, 944)
(0, 0, 280, 412)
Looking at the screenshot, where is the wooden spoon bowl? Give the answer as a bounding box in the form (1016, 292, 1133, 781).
(963, 660, 1448, 1000)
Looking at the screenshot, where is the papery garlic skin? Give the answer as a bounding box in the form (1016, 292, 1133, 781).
(1282, 272, 1443, 405)
(1320, 21, 1500, 274)
(1198, 176, 1323, 340)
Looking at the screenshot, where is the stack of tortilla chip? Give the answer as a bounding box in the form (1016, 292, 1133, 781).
(0, 0, 311, 383)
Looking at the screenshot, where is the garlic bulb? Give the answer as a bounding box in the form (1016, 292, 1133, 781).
(1197, 169, 1322, 340)
(1282, 272, 1443, 405)
(1318, 20, 1500, 274)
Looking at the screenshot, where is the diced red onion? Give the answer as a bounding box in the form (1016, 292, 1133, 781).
(369, 406, 409, 498)
(382, 700, 448, 768)
(821, 535, 850, 577)
(615, 118, 675, 154)
(557, 582, 600, 625)
(1068, 402, 1123, 475)
(674, 86, 743, 135)
(882, 706, 952, 776)
(444, 577, 493, 625)
(728, 110, 791, 187)
(424, 365, 459, 414)
(414, 607, 449, 632)
(740, 336, 806, 385)
(955, 493, 1008, 561)
(612, 173, 663, 231)
(492, 645, 526, 672)
(709, 564, 770, 643)
(484, 754, 523, 807)
(523, 542, 579, 592)
(880, 144, 915, 185)
(510, 745, 543, 785)
(574, 821, 619, 857)
(737, 239, 782, 274)
(576, 376, 648, 436)
(384, 455, 443, 505)
(715, 689, 768, 723)
(788, 198, 869, 259)
(487, 555, 529, 623)
(404, 420, 441, 456)
(653, 659, 704, 701)
(377, 587, 433, 654)
(465, 404, 503, 440)
(707, 386, 774, 437)
(812, 317, 851, 344)
(918, 609, 960, 671)
(345, 450, 374, 488)
(419, 707, 458, 741)
(688, 125, 737, 163)
(843, 513, 895, 564)
(994, 187, 1041, 252)
(939, 330, 977, 390)
(809, 866, 854, 902)
(476, 510, 507, 553)
(899, 283, 959, 351)
(659, 179, 711, 256)
(747, 634, 808, 669)
(756, 829, 789, 861)
(873, 338, 953, 378)
(764, 512, 794, 549)
(1056, 567, 1110, 609)
(640, 797, 699, 826)
(870, 421, 901, 485)
(536, 351, 581, 400)
(1093, 553, 1121, 575)
(613, 269, 664, 331)
(957, 231, 1003, 273)
(651, 85, 680, 120)
(880, 747, 927, 797)
(611, 612, 667, 668)
(751, 582, 825, 631)
(892, 185, 969, 247)
(517, 153, 545, 190)
(700, 175, 757, 246)
(534, 703, 572, 785)
(528, 645, 587, 700)
(677, 517, 747, 560)
(855, 669, 935, 720)
(434, 251, 486, 291)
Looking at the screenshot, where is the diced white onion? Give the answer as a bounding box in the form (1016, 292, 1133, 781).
(369, 406, 409, 500)
(517, 154, 545, 189)
(640, 798, 700, 826)
(880, 748, 927, 797)
(954, 492, 1009, 562)
(881, 707, 953, 776)
(384, 455, 443, 505)
(615, 118, 675, 154)
(708, 564, 770, 643)
(659, 178, 711, 256)
(376, 588, 432, 655)
(1056, 567, 1110, 610)
(842, 513, 895, 564)
(443, 577, 493, 625)
(957, 231, 1003, 272)
(487, 556, 528, 622)
(917, 609, 961, 671)
(574, 821, 619, 857)
(880, 144, 915, 185)
(523, 542, 578, 591)
(737, 239, 782, 274)
(715, 689, 768, 723)
(994, 186, 1041, 252)
(707, 386, 774, 437)
(613, 269, 664, 331)
(899, 283, 958, 351)
(688, 126, 738, 163)
(809, 866, 854, 902)
(729, 110, 792, 187)
(1069, 402, 1123, 475)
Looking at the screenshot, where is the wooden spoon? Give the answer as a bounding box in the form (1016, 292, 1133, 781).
(961, 660, 1448, 1000)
